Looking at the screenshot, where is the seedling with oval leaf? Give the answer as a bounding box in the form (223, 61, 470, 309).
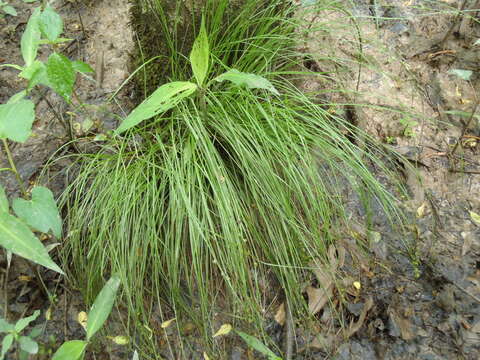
(0, 310, 42, 360)
(52, 275, 121, 360)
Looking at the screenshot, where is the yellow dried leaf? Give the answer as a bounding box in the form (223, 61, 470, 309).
(203, 352, 211, 360)
(416, 202, 427, 218)
(274, 303, 286, 325)
(18, 275, 32, 282)
(470, 211, 480, 226)
(111, 335, 129, 345)
(213, 323, 232, 338)
(353, 281, 361, 290)
(161, 318, 176, 328)
(77, 311, 88, 329)
(45, 307, 52, 321)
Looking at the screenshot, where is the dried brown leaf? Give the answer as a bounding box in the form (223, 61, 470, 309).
(306, 285, 333, 315)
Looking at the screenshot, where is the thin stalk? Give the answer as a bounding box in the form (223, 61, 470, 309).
(2, 139, 26, 197)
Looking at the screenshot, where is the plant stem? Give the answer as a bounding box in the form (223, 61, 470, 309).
(198, 88, 208, 124)
(1, 138, 26, 197)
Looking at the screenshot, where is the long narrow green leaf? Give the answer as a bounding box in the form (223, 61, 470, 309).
(215, 70, 279, 95)
(0, 212, 63, 274)
(86, 275, 120, 341)
(21, 7, 41, 67)
(13, 186, 62, 238)
(190, 18, 209, 86)
(52, 340, 87, 360)
(236, 331, 282, 360)
(115, 82, 197, 134)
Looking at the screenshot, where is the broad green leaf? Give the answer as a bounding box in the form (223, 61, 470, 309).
(52, 340, 87, 360)
(115, 81, 197, 134)
(38, 5, 63, 42)
(72, 60, 94, 74)
(7, 90, 27, 104)
(215, 70, 280, 95)
(86, 275, 121, 341)
(28, 325, 43, 338)
(21, 7, 41, 67)
(19, 60, 48, 90)
(15, 310, 40, 333)
(236, 331, 282, 360)
(449, 69, 472, 81)
(3, 5, 17, 16)
(0, 319, 14, 333)
(190, 18, 209, 86)
(18, 336, 38, 354)
(0, 212, 63, 274)
(0, 334, 13, 360)
(0, 185, 8, 213)
(46, 52, 75, 101)
(0, 99, 35, 143)
(13, 186, 62, 238)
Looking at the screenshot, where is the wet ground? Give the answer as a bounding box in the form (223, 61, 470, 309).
(1, 0, 480, 359)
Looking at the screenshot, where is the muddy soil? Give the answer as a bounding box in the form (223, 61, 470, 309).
(1, 0, 479, 359)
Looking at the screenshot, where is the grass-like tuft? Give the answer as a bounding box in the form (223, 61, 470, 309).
(61, 0, 405, 357)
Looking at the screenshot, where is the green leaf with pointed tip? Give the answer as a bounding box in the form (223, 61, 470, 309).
(0, 99, 35, 143)
(0, 319, 14, 333)
(215, 70, 280, 95)
(46, 52, 75, 101)
(0, 185, 8, 213)
(21, 7, 41, 67)
(15, 310, 40, 333)
(3, 5, 17, 16)
(28, 325, 43, 339)
(18, 336, 38, 354)
(0, 334, 13, 360)
(38, 5, 63, 42)
(72, 60, 94, 74)
(19, 60, 49, 90)
(86, 275, 121, 341)
(13, 186, 62, 238)
(190, 18, 209, 86)
(52, 340, 87, 360)
(115, 81, 197, 134)
(0, 212, 63, 274)
(236, 331, 282, 360)
(7, 90, 27, 104)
